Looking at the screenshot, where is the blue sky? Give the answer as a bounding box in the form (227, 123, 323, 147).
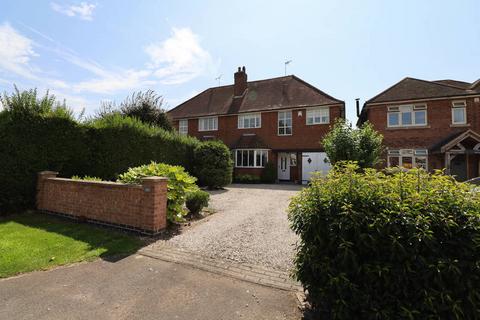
(0, 0, 479, 121)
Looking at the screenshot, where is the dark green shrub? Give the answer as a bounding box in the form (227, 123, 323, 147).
(118, 162, 198, 222)
(289, 162, 480, 319)
(260, 162, 277, 183)
(186, 190, 210, 215)
(193, 141, 233, 189)
(235, 174, 261, 184)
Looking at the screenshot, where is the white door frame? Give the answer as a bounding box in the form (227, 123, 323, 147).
(278, 152, 290, 180)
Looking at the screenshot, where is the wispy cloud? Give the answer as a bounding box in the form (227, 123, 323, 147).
(145, 28, 214, 85)
(0, 22, 37, 80)
(50, 2, 96, 21)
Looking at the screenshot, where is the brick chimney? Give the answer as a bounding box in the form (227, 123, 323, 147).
(234, 66, 247, 96)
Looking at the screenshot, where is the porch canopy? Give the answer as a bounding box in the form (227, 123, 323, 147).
(437, 129, 480, 180)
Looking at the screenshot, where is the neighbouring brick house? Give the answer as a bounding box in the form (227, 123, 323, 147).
(358, 77, 480, 181)
(167, 67, 345, 183)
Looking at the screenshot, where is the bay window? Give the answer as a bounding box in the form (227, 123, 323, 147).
(235, 149, 268, 168)
(387, 104, 427, 127)
(387, 149, 428, 170)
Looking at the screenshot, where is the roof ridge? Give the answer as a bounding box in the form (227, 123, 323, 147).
(431, 79, 472, 89)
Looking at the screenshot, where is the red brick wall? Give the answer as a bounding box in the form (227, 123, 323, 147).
(36, 171, 167, 234)
(366, 97, 480, 170)
(172, 105, 343, 151)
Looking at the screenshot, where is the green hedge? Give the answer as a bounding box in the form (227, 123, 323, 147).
(288, 162, 480, 319)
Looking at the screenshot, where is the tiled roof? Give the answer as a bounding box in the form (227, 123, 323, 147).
(231, 134, 269, 149)
(167, 75, 343, 119)
(366, 77, 480, 105)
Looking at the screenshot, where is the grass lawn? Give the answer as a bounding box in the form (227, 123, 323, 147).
(0, 212, 145, 278)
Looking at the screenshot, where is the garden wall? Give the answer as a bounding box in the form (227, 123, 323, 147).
(36, 171, 167, 234)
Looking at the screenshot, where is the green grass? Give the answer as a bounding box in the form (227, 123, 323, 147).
(0, 212, 145, 278)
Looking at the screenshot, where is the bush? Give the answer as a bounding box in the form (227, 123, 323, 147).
(193, 141, 233, 189)
(117, 162, 198, 222)
(260, 162, 277, 183)
(71, 175, 103, 182)
(235, 174, 261, 184)
(289, 162, 480, 319)
(186, 190, 210, 215)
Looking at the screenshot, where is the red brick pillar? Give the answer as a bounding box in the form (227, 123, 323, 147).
(141, 177, 168, 233)
(36, 171, 58, 210)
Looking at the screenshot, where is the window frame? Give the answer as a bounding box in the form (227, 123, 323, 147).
(451, 100, 467, 125)
(238, 113, 261, 129)
(306, 107, 330, 125)
(387, 104, 427, 128)
(178, 119, 188, 135)
(278, 110, 293, 136)
(234, 149, 268, 168)
(387, 149, 428, 170)
(198, 116, 218, 131)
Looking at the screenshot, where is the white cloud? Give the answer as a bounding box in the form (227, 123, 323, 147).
(50, 2, 96, 21)
(0, 23, 37, 79)
(145, 28, 214, 85)
(74, 69, 155, 94)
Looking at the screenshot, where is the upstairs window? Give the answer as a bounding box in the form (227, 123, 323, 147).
(199, 117, 218, 131)
(238, 113, 261, 129)
(306, 107, 329, 125)
(387, 104, 427, 127)
(452, 101, 467, 125)
(178, 119, 188, 135)
(278, 111, 292, 135)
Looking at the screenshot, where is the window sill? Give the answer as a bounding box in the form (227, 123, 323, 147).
(450, 123, 470, 127)
(306, 122, 330, 126)
(235, 167, 265, 169)
(278, 134, 293, 136)
(198, 129, 218, 132)
(238, 127, 261, 129)
(386, 125, 430, 130)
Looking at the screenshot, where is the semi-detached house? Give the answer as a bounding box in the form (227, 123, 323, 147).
(167, 67, 345, 183)
(358, 77, 480, 181)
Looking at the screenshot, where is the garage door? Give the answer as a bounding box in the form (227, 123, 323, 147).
(302, 152, 331, 184)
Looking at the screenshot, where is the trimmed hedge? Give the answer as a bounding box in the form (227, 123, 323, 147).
(186, 190, 210, 215)
(193, 141, 233, 189)
(288, 162, 480, 319)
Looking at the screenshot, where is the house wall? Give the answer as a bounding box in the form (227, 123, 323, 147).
(172, 104, 343, 151)
(366, 97, 480, 170)
(36, 171, 167, 234)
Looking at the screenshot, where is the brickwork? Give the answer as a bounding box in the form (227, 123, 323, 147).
(36, 171, 168, 234)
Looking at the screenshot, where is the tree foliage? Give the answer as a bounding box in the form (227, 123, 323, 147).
(322, 119, 383, 168)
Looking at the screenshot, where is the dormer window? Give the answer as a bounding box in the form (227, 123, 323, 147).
(452, 101, 466, 125)
(387, 104, 427, 127)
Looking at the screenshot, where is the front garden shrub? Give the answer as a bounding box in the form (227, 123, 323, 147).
(193, 141, 233, 189)
(289, 162, 480, 319)
(260, 161, 277, 183)
(186, 190, 210, 215)
(71, 175, 103, 182)
(117, 162, 198, 222)
(235, 174, 261, 184)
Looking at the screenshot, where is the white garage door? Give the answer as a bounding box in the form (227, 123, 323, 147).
(302, 152, 331, 184)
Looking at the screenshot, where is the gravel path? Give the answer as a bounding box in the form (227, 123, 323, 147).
(168, 184, 302, 271)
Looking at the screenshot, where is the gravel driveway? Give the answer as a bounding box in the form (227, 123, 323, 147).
(168, 184, 302, 271)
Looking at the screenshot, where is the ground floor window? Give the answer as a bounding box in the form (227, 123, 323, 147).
(387, 149, 428, 170)
(234, 149, 268, 168)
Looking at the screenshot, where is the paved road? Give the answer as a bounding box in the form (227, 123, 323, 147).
(0, 255, 300, 320)
(168, 184, 302, 271)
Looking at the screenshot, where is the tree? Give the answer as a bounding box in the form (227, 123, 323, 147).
(98, 90, 173, 131)
(322, 119, 383, 168)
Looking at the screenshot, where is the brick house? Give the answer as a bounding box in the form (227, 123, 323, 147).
(167, 67, 345, 183)
(358, 77, 480, 180)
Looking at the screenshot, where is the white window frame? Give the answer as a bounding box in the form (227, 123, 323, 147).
(306, 107, 329, 125)
(238, 113, 261, 129)
(278, 110, 292, 135)
(198, 116, 218, 131)
(387, 149, 428, 170)
(234, 149, 268, 168)
(451, 101, 467, 125)
(178, 119, 188, 135)
(387, 104, 427, 127)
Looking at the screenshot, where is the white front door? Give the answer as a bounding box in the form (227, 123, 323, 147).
(278, 152, 290, 180)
